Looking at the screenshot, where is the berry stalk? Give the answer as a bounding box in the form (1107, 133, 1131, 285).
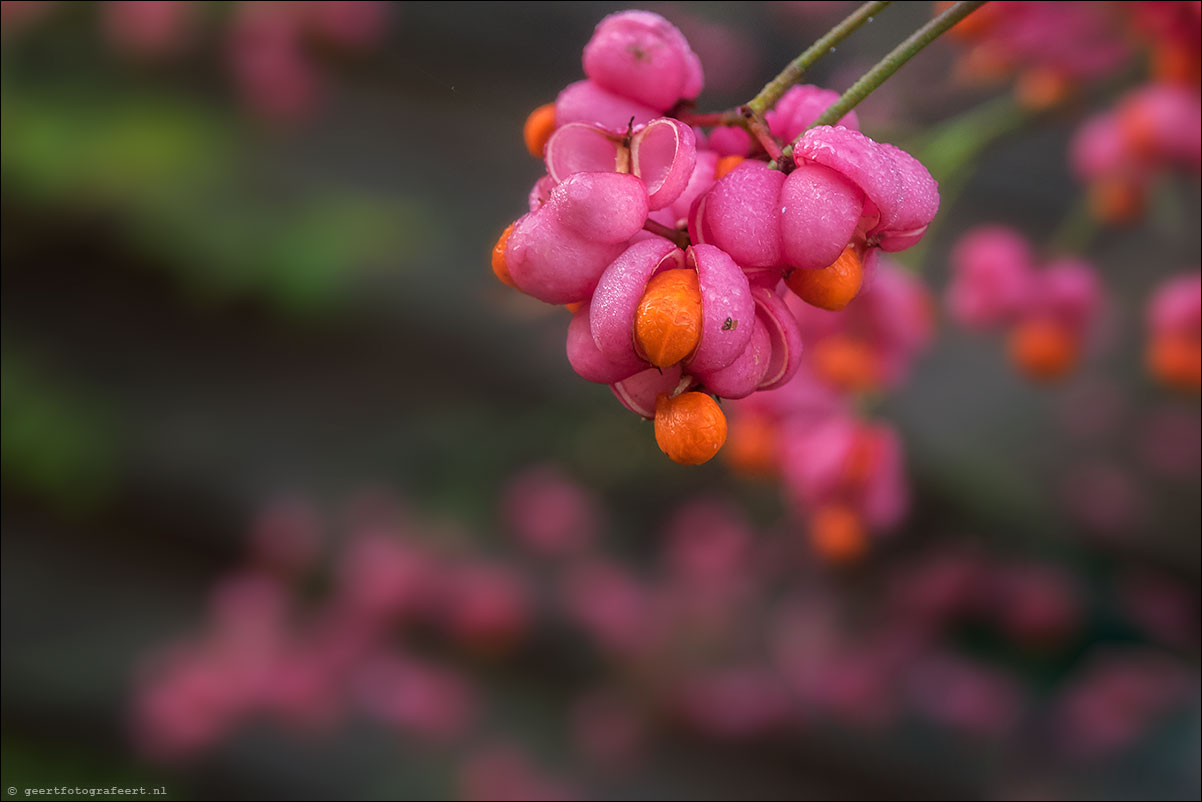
(745, 1, 893, 118)
(771, 1, 989, 169)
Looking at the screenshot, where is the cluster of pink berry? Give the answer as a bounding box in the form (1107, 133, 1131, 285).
(938, 0, 1202, 224)
(1072, 82, 1201, 223)
(1145, 271, 1201, 393)
(946, 225, 1102, 382)
(491, 10, 939, 466)
(723, 258, 934, 561)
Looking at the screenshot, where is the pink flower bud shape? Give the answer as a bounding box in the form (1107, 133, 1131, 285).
(946, 225, 1036, 329)
(692, 161, 786, 270)
(766, 84, 860, 144)
(505, 172, 649, 304)
(790, 126, 940, 254)
(555, 79, 659, 131)
(582, 10, 703, 111)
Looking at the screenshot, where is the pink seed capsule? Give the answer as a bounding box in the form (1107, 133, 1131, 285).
(582, 10, 703, 111)
(505, 172, 649, 304)
(695, 161, 786, 269)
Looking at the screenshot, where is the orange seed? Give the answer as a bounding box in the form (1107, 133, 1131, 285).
(1087, 175, 1145, 224)
(635, 269, 704, 368)
(786, 246, 863, 311)
(1015, 67, 1072, 111)
(491, 222, 518, 288)
(713, 155, 746, 180)
(523, 103, 557, 158)
(809, 505, 867, 564)
(1008, 318, 1078, 381)
(1147, 333, 1202, 393)
(725, 413, 780, 476)
(654, 391, 728, 466)
(810, 335, 881, 393)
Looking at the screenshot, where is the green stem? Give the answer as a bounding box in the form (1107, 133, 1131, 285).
(772, 1, 989, 169)
(745, 1, 892, 118)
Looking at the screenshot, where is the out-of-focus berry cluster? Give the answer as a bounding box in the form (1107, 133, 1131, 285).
(937, 1, 1202, 224)
(492, 10, 940, 468)
(946, 225, 1103, 382)
(132, 474, 1200, 798)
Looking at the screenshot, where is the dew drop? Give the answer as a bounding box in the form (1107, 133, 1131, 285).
(829, 46, 837, 53)
(867, 16, 874, 22)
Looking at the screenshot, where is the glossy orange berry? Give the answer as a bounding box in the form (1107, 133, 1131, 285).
(725, 413, 779, 476)
(786, 246, 863, 311)
(810, 335, 881, 393)
(523, 103, 557, 158)
(491, 223, 518, 288)
(808, 505, 866, 564)
(654, 391, 727, 465)
(635, 269, 704, 368)
(713, 155, 746, 180)
(1008, 318, 1078, 381)
(1147, 333, 1202, 393)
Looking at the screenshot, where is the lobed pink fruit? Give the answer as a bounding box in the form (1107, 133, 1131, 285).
(692, 161, 785, 269)
(791, 126, 939, 252)
(505, 172, 648, 304)
(779, 162, 865, 271)
(582, 10, 703, 111)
